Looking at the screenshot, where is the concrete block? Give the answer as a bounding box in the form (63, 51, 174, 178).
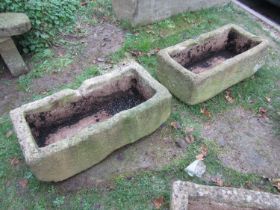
(171, 181, 280, 210)
(112, 0, 230, 25)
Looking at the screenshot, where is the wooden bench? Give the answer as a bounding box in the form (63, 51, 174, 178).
(0, 13, 31, 76)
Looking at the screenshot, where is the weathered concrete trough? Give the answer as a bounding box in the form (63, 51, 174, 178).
(112, 0, 230, 25)
(10, 62, 172, 182)
(171, 181, 280, 210)
(157, 24, 269, 105)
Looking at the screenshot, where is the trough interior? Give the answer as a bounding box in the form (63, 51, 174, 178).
(25, 74, 155, 147)
(170, 28, 261, 74)
(188, 199, 265, 210)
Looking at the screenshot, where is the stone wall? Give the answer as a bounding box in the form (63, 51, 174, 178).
(112, 0, 230, 25)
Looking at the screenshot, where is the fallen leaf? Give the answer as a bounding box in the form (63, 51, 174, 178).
(152, 196, 164, 209)
(130, 50, 143, 57)
(10, 157, 20, 166)
(196, 154, 204, 160)
(265, 97, 271, 103)
(147, 48, 160, 57)
(185, 134, 195, 144)
(225, 90, 234, 104)
(272, 178, 280, 191)
(258, 107, 268, 119)
(200, 107, 211, 118)
(18, 179, 28, 189)
(185, 127, 194, 134)
(5, 130, 13, 138)
(200, 145, 208, 157)
(214, 177, 224, 187)
(170, 121, 181, 129)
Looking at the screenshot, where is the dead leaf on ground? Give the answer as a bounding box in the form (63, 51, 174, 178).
(214, 177, 224, 187)
(200, 145, 208, 157)
(5, 130, 13, 138)
(196, 154, 204, 160)
(130, 50, 143, 57)
(10, 157, 20, 166)
(258, 107, 268, 119)
(170, 121, 181, 129)
(185, 127, 194, 134)
(225, 90, 234, 104)
(200, 107, 211, 118)
(152, 196, 165, 209)
(147, 48, 160, 57)
(185, 134, 195, 144)
(265, 97, 271, 103)
(272, 178, 280, 191)
(18, 179, 28, 189)
(196, 145, 208, 160)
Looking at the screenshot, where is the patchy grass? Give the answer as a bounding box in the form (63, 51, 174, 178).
(0, 1, 280, 209)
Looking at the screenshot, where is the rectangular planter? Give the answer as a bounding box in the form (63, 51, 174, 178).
(157, 24, 269, 105)
(10, 62, 172, 182)
(171, 181, 280, 210)
(112, 0, 230, 25)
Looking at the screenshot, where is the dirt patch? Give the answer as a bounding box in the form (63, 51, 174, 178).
(31, 23, 124, 94)
(188, 199, 261, 210)
(26, 77, 151, 147)
(171, 29, 260, 74)
(0, 23, 124, 116)
(56, 126, 185, 192)
(202, 107, 280, 178)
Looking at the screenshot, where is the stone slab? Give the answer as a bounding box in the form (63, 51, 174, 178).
(0, 37, 29, 76)
(0, 13, 31, 37)
(10, 61, 172, 182)
(171, 181, 280, 210)
(157, 24, 269, 105)
(112, 0, 230, 25)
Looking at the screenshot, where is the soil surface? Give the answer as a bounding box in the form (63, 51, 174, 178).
(173, 30, 259, 74)
(188, 199, 261, 210)
(56, 126, 186, 192)
(202, 107, 280, 178)
(27, 87, 146, 147)
(186, 50, 235, 73)
(0, 23, 124, 116)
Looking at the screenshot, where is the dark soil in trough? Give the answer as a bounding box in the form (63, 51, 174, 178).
(26, 87, 146, 147)
(172, 30, 260, 74)
(185, 50, 235, 73)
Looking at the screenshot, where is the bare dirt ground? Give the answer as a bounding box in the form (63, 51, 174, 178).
(0, 23, 124, 115)
(57, 126, 185, 192)
(202, 107, 280, 178)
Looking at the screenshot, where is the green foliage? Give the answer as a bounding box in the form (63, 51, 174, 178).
(0, 0, 79, 52)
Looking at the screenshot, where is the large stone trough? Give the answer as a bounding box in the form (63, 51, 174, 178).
(10, 62, 172, 182)
(157, 24, 269, 105)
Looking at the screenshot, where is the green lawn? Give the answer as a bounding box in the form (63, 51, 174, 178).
(0, 1, 279, 209)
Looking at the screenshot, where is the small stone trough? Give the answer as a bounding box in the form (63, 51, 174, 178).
(171, 181, 280, 210)
(157, 24, 269, 105)
(10, 62, 172, 182)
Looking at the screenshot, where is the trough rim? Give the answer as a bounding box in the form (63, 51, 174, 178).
(158, 23, 269, 82)
(10, 61, 172, 165)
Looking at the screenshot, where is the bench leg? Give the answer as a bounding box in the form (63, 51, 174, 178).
(0, 37, 29, 77)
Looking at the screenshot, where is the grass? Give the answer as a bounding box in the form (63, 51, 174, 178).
(0, 1, 280, 209)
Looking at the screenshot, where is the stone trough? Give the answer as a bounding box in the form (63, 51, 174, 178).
(171, 181, 280, 210)
(10, 62, 172, 182)
(157, 24, 269, 105)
